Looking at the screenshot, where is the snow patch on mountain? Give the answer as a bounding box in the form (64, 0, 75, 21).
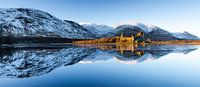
(111, 20, 200, 40)
(115, 21, 156, 33)
(0, 8, 199, 40)
(81, 23, 114, 37)
(0, 8, 95, 39)
(172, 31, 199, 40)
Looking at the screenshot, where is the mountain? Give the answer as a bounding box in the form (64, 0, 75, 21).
(115, 21, 154, 33)
(102, 21, 199, 40)
(0, 8, 95, 39)
(81, 23, 114, 37)
(172, 31, 199, 40)
(0, 8, 199, 42)
(103, 24, 177, 41)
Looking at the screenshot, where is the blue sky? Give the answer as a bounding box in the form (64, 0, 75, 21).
(0, 0, 200, 36)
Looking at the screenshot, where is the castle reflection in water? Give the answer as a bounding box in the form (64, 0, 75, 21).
(0, 44, 198, 78)
(75, 43, 145, 56)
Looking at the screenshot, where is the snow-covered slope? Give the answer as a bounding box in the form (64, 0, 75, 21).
(81, 23, 114, 37)
(172, 31, 199, 40)
(103, 21, 199, 40)
(104, 24, 177, 40)
(0, 8, 199, 40)
(0, 8, 95, 39)
(115, 21, 156, 33)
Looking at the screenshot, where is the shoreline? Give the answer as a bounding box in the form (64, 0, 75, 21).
(151, 40, 200, 45)
(1, 40, 200, 48)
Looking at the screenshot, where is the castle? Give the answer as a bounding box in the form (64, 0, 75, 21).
(73, 31, 144, 44)
(116, 33, 134, 44)
(116, 31, 143, 44)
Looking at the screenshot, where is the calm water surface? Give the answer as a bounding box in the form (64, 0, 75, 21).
(0, 44, 200, 87)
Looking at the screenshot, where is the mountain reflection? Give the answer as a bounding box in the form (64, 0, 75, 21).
(0, 44, 198, 78)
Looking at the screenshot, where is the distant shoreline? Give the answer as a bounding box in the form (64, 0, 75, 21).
(151, 40, 200, 45)
(1, 36, 200, 47)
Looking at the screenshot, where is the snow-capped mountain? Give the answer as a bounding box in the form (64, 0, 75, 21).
(172, 31, 199, 40)
(115, 21, 155, 33)
(0, 8, 95, 39)
(81, 23, 114, 37)
(0, 8, 199, 41)
(103, 21, 199, 40)
(104, 24, 177, 40)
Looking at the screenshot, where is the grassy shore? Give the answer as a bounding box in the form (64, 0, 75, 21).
(72, 40, 200, 45)
(151, 40, 200, 45)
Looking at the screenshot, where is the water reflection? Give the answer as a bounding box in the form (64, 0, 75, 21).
(0, 44, 198, 78)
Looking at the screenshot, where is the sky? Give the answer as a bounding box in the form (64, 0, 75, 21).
(0, 0, 200, 36)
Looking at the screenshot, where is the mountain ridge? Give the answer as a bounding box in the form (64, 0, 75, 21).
(0, 8, 199, 43)
(0, 8, 95, 39)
